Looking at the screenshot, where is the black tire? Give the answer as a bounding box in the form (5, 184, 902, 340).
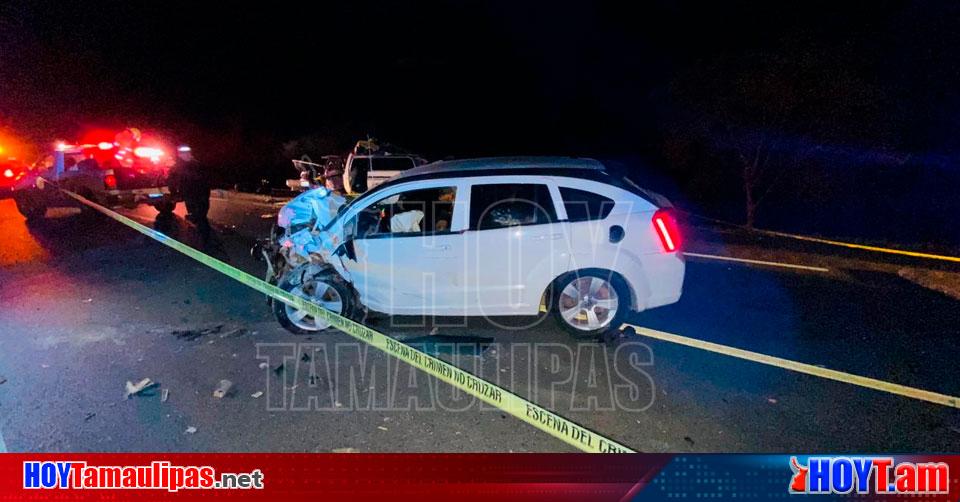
(14, 192, 46, 220)
(75, 189, 99, 215)
(550, 270, 632, 340)
(273, 271, 355, 335)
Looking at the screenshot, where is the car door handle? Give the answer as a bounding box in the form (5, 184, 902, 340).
(534, 233, 563, 241)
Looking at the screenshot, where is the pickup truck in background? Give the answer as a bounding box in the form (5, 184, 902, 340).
(13, 129, 178, 220)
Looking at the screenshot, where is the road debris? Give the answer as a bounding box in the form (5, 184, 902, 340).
(273, 363, 285, 376)
(300, 352, 311, 362)
(171, 324, 225, 341)
(251, 391, 264, 399)
(258, 362, 269, 370)
(84, 412, 96, 421)
(377, 426, 388, 431)
(0, 376, 6, 385)
(260, 213, 275, 219)
(767, 398, 778, 404)
(218, 328, 246, 339)
(124, 378, 157, 398)
(82, 298, 93, 303)
(185, 426, 197, 434)
(161, 389, 170, 403)
(213, 379, 233, 398)
(332, 447, 359, 453)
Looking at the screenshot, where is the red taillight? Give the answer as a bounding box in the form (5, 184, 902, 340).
(653, 208, 681, 252)
(104, 174, 118, 190)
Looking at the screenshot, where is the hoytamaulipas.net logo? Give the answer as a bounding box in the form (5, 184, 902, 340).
(789, 456, 949, 495)
(23, 461, 264, 492)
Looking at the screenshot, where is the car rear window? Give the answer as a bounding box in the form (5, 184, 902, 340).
(559, 187, 615, 222)
(470, 183, 557, 230)
(350, 157, 370, 170)
(370, 157, 415, 172)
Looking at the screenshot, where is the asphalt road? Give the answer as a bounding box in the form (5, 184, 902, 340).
(0, 195, 958, 453)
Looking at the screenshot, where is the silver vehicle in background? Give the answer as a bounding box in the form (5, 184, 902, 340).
(342, 138, 427, 194)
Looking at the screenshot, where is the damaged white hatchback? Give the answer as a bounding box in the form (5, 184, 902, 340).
(256, 157, 685, 338)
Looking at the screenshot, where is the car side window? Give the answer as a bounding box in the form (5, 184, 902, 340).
(470, 184, 557, 230)
(354, 186, 458, 238)
(559, 187, 615, 222)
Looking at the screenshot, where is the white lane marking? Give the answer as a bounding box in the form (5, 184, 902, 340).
(683, 252, 830, 273)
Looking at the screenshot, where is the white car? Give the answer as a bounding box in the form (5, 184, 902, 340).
(342, 153, 423, 194)
(272, 157, 685, 338)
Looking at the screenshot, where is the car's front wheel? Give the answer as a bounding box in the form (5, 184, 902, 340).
(273, 271, 354, 334)
(552, 271, 630, 339)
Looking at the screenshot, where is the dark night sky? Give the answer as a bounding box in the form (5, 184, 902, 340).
(4, 1, 960, 156)
(3, 0, 959, 244)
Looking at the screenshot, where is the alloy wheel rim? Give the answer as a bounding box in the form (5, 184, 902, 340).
(285, 281, 343, 331)
(558, 276, 619, 331)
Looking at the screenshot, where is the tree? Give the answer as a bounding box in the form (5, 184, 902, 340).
(663, 43, 891, 228)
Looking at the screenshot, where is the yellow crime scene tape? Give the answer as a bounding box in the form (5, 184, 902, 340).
(58, 188, 634, 453)
(679, 209, 960, 264)
(753, 228, 960, 264)
(622, 324, 960, 409)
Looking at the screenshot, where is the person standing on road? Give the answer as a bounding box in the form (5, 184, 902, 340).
(169, 146, 211, 235)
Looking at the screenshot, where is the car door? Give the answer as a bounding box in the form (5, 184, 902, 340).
(554, 183, 621, 269)
(459, 178, 570, 316)
(345, 157, 369, 194)
(340, 181, 467, 315)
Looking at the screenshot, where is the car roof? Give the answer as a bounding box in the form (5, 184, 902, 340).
(351, 153, 418, 159)
(398, 156, 604, 180)
(348, 156, 614, 208)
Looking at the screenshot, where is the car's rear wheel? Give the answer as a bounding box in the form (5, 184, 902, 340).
(552, 271, 629, 339)
(273, 272, 354, 334)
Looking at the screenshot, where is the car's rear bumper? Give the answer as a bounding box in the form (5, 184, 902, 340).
(104, 187, 171, 206)
(632, 251, 685, 311)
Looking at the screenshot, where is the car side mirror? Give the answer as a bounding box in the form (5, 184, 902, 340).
(335, 238, 357, 261)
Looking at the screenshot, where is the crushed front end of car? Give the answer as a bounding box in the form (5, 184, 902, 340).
(252, 187, 355, 333)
